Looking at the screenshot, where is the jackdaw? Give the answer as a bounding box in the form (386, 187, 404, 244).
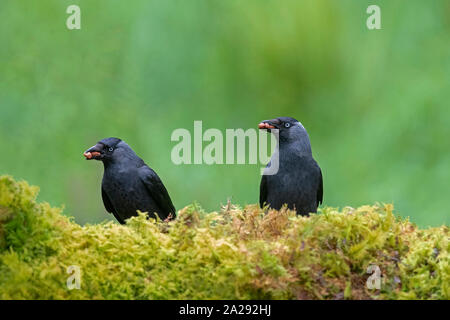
(83, 137, 176, 224)
(258, 117, 323, 215)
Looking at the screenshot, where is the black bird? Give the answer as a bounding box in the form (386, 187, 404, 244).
(258, 117, 323, 215)
(83, 137, 176, 224)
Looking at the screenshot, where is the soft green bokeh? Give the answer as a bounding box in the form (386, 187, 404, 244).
(1, 0, 449, 226)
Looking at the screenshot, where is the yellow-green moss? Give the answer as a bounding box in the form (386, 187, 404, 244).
(0, 175, 448, 299)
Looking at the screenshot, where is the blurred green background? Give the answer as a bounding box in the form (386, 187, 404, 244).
(1, 0, 449, 226)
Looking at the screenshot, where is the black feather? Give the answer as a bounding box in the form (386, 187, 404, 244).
(86, 138, 176, 224)
(259, 117, 323, 216)
(139, 165, 176, 220)
(259, 174, 268, 208)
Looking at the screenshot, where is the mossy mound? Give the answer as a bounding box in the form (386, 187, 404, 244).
(0, 175, 448, 299)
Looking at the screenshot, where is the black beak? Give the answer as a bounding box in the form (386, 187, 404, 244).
(83, 143, 103, 160)
(258, 118, 281, 130)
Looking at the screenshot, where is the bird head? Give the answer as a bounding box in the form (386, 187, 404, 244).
(258, 117, 303, 136)
(258, 117, 312, 153)
(83, 137, 123, 162)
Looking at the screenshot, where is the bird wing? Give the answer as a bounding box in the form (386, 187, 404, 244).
(101, 186, 114, 213)
(138, 165, 176, 219)
(317, 167, 323, 205)
(259, 174, 268, 208)
(102, 186, 125, 224)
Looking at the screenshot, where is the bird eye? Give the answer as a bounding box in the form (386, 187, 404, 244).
(284, 123, 291, 128)
(108, 147, 114, 152)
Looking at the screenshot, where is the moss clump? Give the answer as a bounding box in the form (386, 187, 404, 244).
(0, 175, 448, 299)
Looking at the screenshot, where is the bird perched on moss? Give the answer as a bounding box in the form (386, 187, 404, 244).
(83, 137, 176, 224)
(258, 117, 323, 215)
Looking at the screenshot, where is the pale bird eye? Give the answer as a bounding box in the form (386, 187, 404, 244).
(284, 123, 291, 128)
(109, 147, 113, 152)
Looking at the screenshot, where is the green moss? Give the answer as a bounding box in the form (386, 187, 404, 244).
(0, 175, 448, 300)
